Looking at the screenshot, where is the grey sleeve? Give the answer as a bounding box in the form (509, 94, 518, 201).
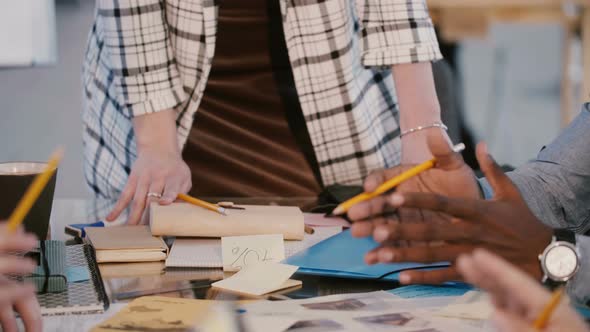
(506, 103, 590, 232)
(568, 234, 590, 304)
(479, 103, 590, 304)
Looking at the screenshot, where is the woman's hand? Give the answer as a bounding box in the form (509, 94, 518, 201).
(107, 110, 192, 225)
(392, 62, 444, 164)
(0, 224, 42, 332)
(458, 249, 589, 332)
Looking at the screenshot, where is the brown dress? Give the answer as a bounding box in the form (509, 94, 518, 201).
(182, 0, 321, 197)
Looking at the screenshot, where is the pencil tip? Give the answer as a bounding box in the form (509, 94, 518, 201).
(219, 207, 227, 216)
(332, 206, 344, 216)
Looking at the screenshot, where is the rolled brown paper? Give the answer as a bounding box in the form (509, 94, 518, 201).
(149, 203, 304, 240)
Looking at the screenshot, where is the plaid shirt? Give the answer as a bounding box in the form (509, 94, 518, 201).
(82, 0, 441, 198)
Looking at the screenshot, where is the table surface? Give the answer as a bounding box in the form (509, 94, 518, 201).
(49, 198, 400, 304)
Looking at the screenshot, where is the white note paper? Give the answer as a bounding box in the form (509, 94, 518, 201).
(222, 234, 285, 272)
(436, 291, 494, 320)
(166, 227, 341, 269)
(212, 263, 300, 296)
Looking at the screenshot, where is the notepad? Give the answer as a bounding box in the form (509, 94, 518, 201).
(166, 227, 342, 268)
(86, 226, 168, 263)
(212, 263, 301, 296)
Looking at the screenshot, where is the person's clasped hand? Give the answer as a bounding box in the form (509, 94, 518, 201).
(458, 249, 589, 332)
(0, 223, 42, 332)
(349, 131, 481, 241)
(351, 138, 553, 284)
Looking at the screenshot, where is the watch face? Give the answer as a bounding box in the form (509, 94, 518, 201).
(544, 245, 578, 280)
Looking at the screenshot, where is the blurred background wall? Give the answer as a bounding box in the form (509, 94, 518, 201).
(0, 0, 93, 198)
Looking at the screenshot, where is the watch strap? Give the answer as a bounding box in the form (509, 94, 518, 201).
(543, 278, 563, 291)
(554, 229, 576, 244)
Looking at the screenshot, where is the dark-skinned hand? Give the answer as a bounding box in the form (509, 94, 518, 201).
(348, 131, 481, 246)
(352, 142, 553, 285)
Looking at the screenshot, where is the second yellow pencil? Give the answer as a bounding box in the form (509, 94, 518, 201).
(333, 143, 465, 215)
(177, 193, 227, 215)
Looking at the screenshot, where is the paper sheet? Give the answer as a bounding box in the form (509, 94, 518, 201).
(436, 291, 494, 320)
(241, 291, 481, 332)
(284, 226, 341, 257)
(39, 303, 126, 332)
(92, 297, 213, 332)
(212, 263, 300, 296)
(167, 238, 225, 268)
(222, 234, 285, 272)
(166, 227, 341, 268)
(242, 315, 298, 332)
(388, 284, 473, 299)
(304, 213, 350, 227)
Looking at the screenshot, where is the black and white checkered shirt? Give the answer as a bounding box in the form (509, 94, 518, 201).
(82, 0, 442, 198)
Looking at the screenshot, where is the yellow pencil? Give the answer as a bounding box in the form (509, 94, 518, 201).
(177, 193, 227, 216)
(7, 148, 64, 233)
(332, 143, 466, 215)
(532, 286, 565, 329)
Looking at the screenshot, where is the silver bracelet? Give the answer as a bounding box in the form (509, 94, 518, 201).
(400, 122, 448, 138)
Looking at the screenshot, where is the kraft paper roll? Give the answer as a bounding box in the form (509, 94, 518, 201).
(149, 203, 304, 240)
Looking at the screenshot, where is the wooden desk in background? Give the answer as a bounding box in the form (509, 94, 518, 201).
(428, 0, 590, 126)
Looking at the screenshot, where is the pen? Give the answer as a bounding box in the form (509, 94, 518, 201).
(532, 286, 565, 329)
(178, 193, 227, 215)
(7, 148, 64, 233)
(332, 143, 466, 215)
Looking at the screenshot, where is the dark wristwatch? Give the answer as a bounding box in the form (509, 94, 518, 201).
(538, 229, 580, 289)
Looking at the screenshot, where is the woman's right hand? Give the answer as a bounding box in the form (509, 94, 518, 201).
(106, 110, 192, 225)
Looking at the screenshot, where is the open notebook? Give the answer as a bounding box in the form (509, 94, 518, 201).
(166, 227, 342, 268)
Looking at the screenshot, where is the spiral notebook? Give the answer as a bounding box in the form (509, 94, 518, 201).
(166, 227, 342, 268)
(37, 243, 109, 316)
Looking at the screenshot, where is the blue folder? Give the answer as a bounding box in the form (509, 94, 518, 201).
(284, 230, 449, 281)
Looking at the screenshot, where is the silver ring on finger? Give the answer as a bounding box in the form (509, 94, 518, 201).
(147, 192, 162, 199)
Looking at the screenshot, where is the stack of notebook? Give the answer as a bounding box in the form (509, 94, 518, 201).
(85, 226, 168, 263)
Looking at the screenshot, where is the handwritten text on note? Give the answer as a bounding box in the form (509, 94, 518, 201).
(221, 234, 285, 272)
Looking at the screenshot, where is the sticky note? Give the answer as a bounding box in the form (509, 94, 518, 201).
(221, 234, 285, 272)
(212, 263, 300, 296)
(66, 266, 90, 283)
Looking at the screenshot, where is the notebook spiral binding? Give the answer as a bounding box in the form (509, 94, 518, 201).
(84, 244, 110, 312)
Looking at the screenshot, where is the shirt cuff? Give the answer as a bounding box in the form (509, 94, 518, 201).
(362, 44, 443, 67)
(477, 178, 494, 200)
(122, 86, 187, 118)
(361, 18, 442, 67)
(568, 234, 590, 304)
